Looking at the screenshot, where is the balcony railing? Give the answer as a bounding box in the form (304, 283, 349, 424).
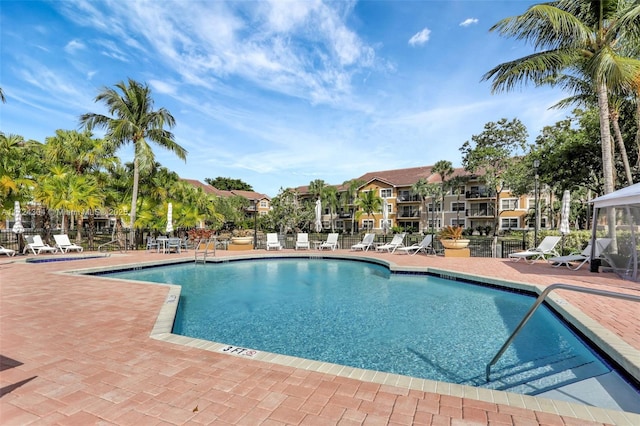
(466, 208, 495, 217)
(396, 195, 421, 203)
(397, 211, 420, 218)
(465, 190, 496, 199)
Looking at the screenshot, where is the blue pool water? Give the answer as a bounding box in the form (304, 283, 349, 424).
(107, 258, 611, 394)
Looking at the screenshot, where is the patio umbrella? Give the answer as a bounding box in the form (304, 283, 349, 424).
(12, 201, 24, 253)
(559, 190, 570, 253)
(166, 203, 173, 234)
(314, 199, 322, 233)
(382, 199, 389, 234)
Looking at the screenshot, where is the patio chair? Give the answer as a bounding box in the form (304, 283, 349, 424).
(166, 237, 182, 253)
(24, 235, 58, 255)
(395, 234, 434, 256)
(375, 233, 406, 253)
(295, 233, 310, 250)
(351, 233, 375, 251)
(146, 236, 159, 252)
(53, 234, 84, 253)
(266, 233, 282, 250)
(508, 236, 561, 264)
(319, 233, 339, 250)
(0, 245, 16, 256)
(548, 238, 612, 270)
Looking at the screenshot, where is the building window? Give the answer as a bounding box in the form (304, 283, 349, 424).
(380, 188, 392, 198)
(380, 219, 392, 229)
(260, 200, 268, 208)
(451, 219, 465, 228)
(501, 218, 519, 229)
(526, 217, 547, 228)
(528, 198, 535, 209)
(362, 220, 374, 230)
(451, 202, 465, 212)
(501, 199, 518, 210)
(428, 202, 441, 212)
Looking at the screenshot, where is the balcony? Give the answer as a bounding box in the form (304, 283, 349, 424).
(396, 195, 421, 203)
(338, 212, 353, 219)
(465, 190, 495, 199)
(397, 211, 420, 219)
(466, 207, 495, 217)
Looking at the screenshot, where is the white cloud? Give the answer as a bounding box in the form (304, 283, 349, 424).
(408, 28, 431, 46)
(459, 18, 479, 27)
(64, 39, 85, 53)
(149, 79, 177, 95)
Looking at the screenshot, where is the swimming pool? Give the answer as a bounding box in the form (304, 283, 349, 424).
(106, 258, 615, 395)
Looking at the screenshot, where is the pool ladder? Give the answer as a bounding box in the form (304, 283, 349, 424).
(194, 237, 216, 263)
(486, 283, 640, 382)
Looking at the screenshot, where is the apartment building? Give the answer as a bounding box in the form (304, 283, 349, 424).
(182, 179, 272, 216)
(297, 166, 547, 234)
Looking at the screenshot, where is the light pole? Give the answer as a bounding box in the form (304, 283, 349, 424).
(533, 159, 540, 247)
(253, 199, 258, 249)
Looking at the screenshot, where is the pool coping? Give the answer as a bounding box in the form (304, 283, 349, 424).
(63, 254, 640, 425)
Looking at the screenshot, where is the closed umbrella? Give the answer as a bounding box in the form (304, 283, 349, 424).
(382, 199, 389, 234)
(559, 190, 570, 253)
(13, 201, 24, 253)
(166, 203, 173, 234)
(314, 199, 322, 233)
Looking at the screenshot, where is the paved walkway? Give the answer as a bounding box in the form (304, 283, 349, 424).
(1, 248, 639, 425)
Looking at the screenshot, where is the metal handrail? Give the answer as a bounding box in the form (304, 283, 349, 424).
(194, 237, 217, 263)
(486, 283, 640, 382)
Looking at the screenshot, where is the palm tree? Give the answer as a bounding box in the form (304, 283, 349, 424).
(483, 0, 640, 196)
(431, 160, 454, 229)
(354, 190, 382, 231)
(80, 78, 187, 243)
(341, 179, 364, 234)
(411, 178, 430, 233)
(323, 186, 339, 232)
(0, 87, 6, 103)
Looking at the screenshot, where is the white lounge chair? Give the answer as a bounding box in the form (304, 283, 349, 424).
(53, 234, 84, 253)
(549, 238, 612, 270)
(24, 235, 58, 255)
(295, 233, 310, 250)
(376, 233, 406, 253)
(351, 233, 375, 251)
(266, 233, 282, 250)
(319, 233, 339, 250)
(0, 245, 16, 256)
(508, 236, 561, 263)
(395, 235, 434, 256)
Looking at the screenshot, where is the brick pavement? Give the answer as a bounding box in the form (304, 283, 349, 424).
(1, 249, 639, 425)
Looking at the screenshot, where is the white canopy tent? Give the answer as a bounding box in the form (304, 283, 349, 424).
(590, 183, 640, 281)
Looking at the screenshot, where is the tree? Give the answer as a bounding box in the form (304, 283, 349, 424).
(483, 0, 640, 197)
(0, 87, 6, 103)
(460, 118, 528, 238)
(80, 78, 187, 242)
(354, 190, 382, 230)
(323, 186, 339, 232)
(431, 160, 454, 229)
(204, 177, 253, 191)
(341, 179, 364, 234)
(411, 178, 441, 235)
(266, 188, 312, 233)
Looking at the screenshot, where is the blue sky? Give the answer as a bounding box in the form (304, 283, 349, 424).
(1, 0, 570, 197)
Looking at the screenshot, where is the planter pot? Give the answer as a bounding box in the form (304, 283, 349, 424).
(440, 239, 470, 249)
(231, 237, 253, 245)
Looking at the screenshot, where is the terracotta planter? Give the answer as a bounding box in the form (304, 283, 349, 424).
(231, 237, 253, 245)
(440, 239, 470, 249)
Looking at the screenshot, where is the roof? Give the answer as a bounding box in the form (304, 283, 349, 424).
(591, 183, 640, 208)
(182, 179, 270, 201)
(355, 166, 473, 188)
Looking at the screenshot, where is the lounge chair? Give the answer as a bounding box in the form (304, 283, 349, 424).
(266, 233, 282, 250)
(319, 233, 339, 250)
(548, 238, 612, 270)
(375, 233, 406, 253)
(395, 235, 434, 256)
(351, 233, 374, 251)
(53, 234, 84, 253)
(146, 236, 159, 252)
(508, 236, 561, 263)
(24, 235, 58, 255)
(295, 233, 310, 250)
(0, 246, 16, 256)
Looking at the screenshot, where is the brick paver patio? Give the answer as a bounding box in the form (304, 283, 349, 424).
(1, 248, 639, 425)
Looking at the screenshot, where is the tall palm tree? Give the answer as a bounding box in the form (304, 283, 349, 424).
(323, 186, 339, 232)
(354, 190, 382, 231)
(341, 179, 364, 234)
(80, 79, 187, 242)
(411, 178, 431, 233)
(431, 160, 454, 229)
(483, 0, 640, 196)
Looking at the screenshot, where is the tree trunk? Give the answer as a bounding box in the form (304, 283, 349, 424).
(130, 156, 140, 249)
(635, 99, 640, 167)
(611, 117, 633, 184)
(596, 82, 615, 195)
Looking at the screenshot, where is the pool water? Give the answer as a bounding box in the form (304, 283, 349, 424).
(108, 258, 611, 394)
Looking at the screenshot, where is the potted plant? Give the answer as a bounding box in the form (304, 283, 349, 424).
(438, 225, 470, 249)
